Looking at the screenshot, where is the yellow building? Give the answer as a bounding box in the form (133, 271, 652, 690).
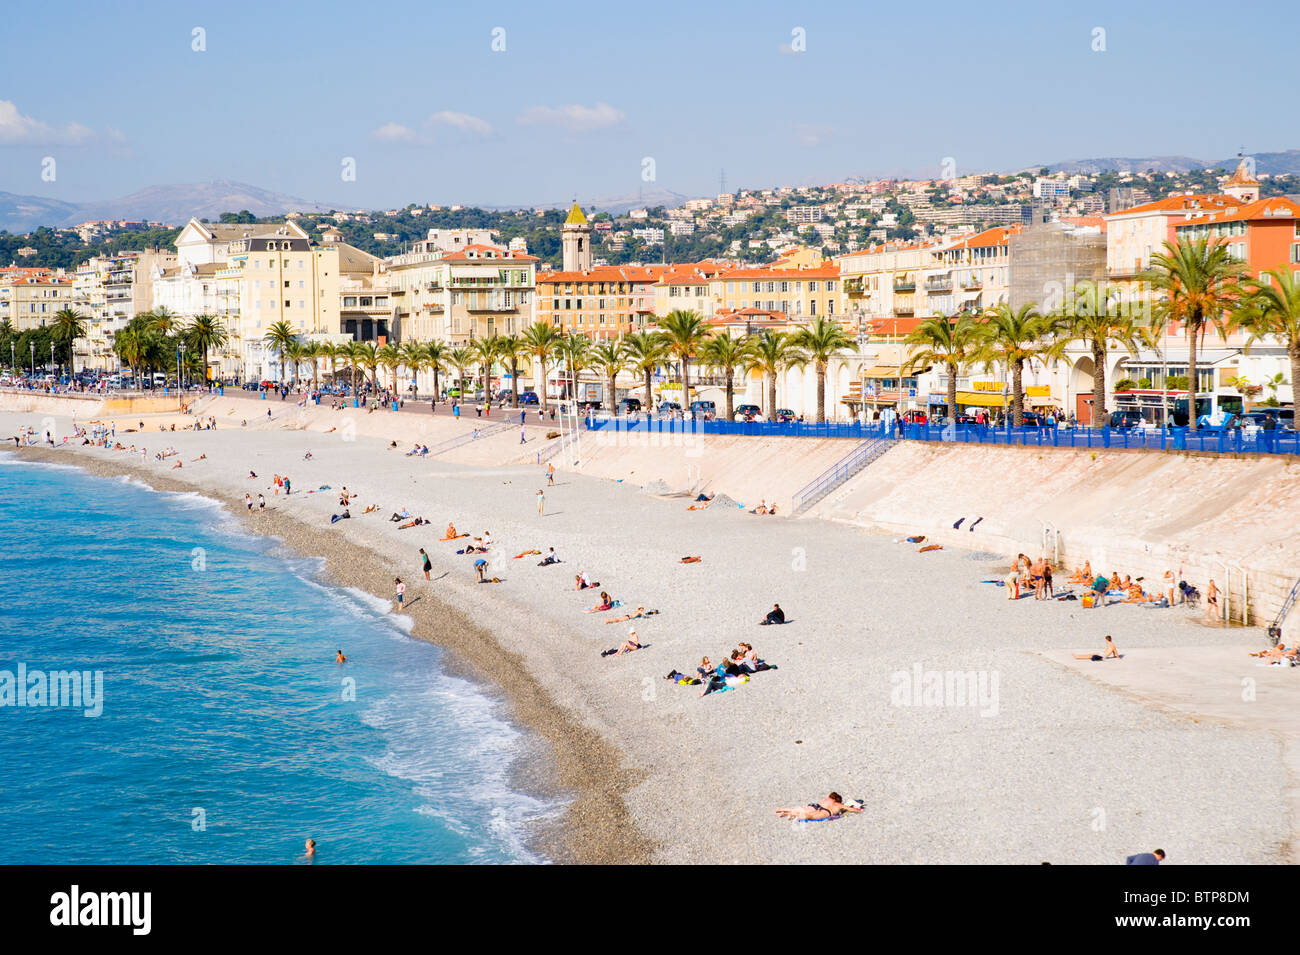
(536, 264, 669, 339)
(0, 268, 76, 332)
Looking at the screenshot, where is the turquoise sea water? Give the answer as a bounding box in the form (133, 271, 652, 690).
(0, 454, 553, 864)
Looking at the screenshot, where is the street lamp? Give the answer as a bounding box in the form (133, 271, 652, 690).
(30, 341, 35, 378)
(51, 342, 56, 381)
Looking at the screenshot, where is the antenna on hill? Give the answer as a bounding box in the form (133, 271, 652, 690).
(720, 168, 727, 195)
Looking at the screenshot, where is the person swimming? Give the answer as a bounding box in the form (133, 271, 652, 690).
(336, 650, 347, 664)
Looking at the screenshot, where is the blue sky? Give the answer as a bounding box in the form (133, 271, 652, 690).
(1, 0, 1295, 207)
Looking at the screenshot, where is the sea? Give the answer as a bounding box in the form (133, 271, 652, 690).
(0, 453, 555, 864)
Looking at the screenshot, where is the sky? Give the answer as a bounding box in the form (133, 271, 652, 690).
(1, 0, 1296, 209)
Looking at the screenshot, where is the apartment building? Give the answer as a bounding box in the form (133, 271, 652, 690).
(385, 243, 537, 346)
(0, 268, 77, 332)
(535, 264, 669, 340)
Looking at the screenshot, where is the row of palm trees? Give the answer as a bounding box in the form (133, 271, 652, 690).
(902, 236, 1300, 429)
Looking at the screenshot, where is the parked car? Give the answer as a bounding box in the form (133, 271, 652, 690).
(518, 391, 539, 405)
(617, 397, 642, 414)
(1107, 410, 1146, 429)
(774, 408, 797, 422)
(1016, 411, 1048, 428)
(689, 400, 717, 419)
(734, 403, 762, 421)
(901, 410, 928, 424)
(656, 401, 682, 417)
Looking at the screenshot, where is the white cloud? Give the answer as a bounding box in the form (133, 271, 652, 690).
(0, 100, 95, 146)
(427, 110, 493, 137)
(371, 122, 424, 144)
(794, 123, 833, 147)
(517, 102, 624, 132)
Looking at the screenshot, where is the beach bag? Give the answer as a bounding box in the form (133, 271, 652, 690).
(1081, 595, 1095, 609)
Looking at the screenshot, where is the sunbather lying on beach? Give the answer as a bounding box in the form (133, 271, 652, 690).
(1067, 561, 1093, 584)
(363, 504, 377, 514)
(600, 629, 643, 657)
(1251, 643, 1297, 663)
(389, 509, 412, 522)
(774, 793, 863, 821)
(330, 509, 351, 524)
(398, 517, 427, 529)
(605, 606, 658, 624)
(679, 556, 702, 563)
(1072, 635, 1120, 661)
(664, 670, 701, 685)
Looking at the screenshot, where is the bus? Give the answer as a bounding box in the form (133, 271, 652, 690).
(1172, 393, 1243, 428)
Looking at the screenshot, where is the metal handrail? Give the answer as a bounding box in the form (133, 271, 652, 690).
(425, 420, 513, 456)
(792, 436, 895, 514)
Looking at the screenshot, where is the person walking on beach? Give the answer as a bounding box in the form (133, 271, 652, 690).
(245, 493, 254, 512)
(1205, 579, 1220, 623)
(284, 476, 291, 495)
(536, 488, 545, 516)
(420, 548, 432, 580)
(520, 424, 527, 444)
(394, 577, 406, 609)
(257, 493, 266, 512)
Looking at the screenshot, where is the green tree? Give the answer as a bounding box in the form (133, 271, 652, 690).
(1229, 269, 1300, 415)
(50, 307, 87, 377)
(657, 309, 709, 405)
(185, 314, 228, 386)
(1142, 236, 1245, 429)
(471, 335, 500, 402)
(590, 338, 629, 409)
(973, 303, 1067, 428)
(495, 333, 529, 406)
(699, 332, 755, 420)
(521, 321, 561, 412)
(378, 342, 403, 394)
(790, 317, 855, 422)
(447, 346, 474, 398)
(623, 331, 669, 410)
(747, 330, 805, 419)
(1058, 285, 1145, 426)
(902, 313, 980, 421)
(556, 333, 593, 404)
(263, 320, 298, 385)
(421, 340, 447, 398)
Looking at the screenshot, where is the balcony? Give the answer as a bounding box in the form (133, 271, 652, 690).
(924, 277, 953, 293)
(961, 278, 983, 290)
(895, 303, 915, 316)
(843, 277, 865, 295)
(893, 280, 915, 292)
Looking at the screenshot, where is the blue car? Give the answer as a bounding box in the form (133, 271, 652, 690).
(518, 391, 539, 405)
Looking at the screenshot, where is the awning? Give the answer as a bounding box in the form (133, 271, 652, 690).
(1028, 395, 1062, 407)
(861, 364, 902, 378)
(955, 390, 1007, 408)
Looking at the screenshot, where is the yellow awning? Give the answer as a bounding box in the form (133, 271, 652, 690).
(861, 365, 902, 378)
(954, 390, 1007, 408)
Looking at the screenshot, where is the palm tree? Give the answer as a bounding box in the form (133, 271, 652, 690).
(354, 341, 380, 393)
(113, 325, 148, 388)
(342, 340, 363, 395)
(400, 340, 425, 396)
(623, 330, 669, 410)
(470, 335, 499, 403)
(747, 330, 804, 419)
(1057, 285, 1145, 426)
(973, 303, 1066, 428)
(1142, 236, 1245, 430)
(790, 317, 855, 423)
(496, 333, 529, 406)
(590, 338, 629, 410)
(378, 342, 403, 395)
(284, 340, 306, 389)
(145, 307, 181, 337)
(556, 333, 593, 405)
(700, 332, 755, 421)
(902, 313, 980, 422)
(185, 314, 227, 388)
(301, 340, 322, 391)
(657, 309, 709, 406)
(521, 321, 562, 413)
(421, 340, 447, 398)
(1228, 268, 1300, 414)
(50, 307, 87, 378)
(263, 320, 297, 386)
(448, 346, 474, 399)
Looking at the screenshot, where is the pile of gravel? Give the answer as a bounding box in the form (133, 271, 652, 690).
(710, 493, 738, 509)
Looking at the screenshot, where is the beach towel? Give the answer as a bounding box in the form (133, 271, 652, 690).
(918, 544, 942, 553)
(514, 550, 542, 559)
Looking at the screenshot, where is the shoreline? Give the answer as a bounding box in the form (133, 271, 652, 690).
(11, 444, 655, 866)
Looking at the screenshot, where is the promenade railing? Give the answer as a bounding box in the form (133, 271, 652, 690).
(582, 415, 1300, 457)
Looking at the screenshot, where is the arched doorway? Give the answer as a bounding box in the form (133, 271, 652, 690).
(1071, 355, 1097, 423)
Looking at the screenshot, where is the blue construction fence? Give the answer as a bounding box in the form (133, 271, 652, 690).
(584, 415, 1300, 456)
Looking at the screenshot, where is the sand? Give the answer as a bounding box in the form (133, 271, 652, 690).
(6, 395, 1298, 865)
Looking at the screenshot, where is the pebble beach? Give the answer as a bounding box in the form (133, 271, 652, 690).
(6, 396, 1296, 865)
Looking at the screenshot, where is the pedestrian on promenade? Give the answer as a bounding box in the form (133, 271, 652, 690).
(536, 488, 545, 515)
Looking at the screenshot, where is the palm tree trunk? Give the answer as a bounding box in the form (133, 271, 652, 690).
(768, 372, 776, 418)
(537, 354, 548, 413)
(644, 367, 653, 410)
(1187, 318, 1200, 430)
(1012, 360, 1024, 428)
(816, 362, 826, 423)
(947, 360, 957, 420)
(725, 372, 734, 420)
(511, 357, 519, 407)
(1092, 339, 1106, 426)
